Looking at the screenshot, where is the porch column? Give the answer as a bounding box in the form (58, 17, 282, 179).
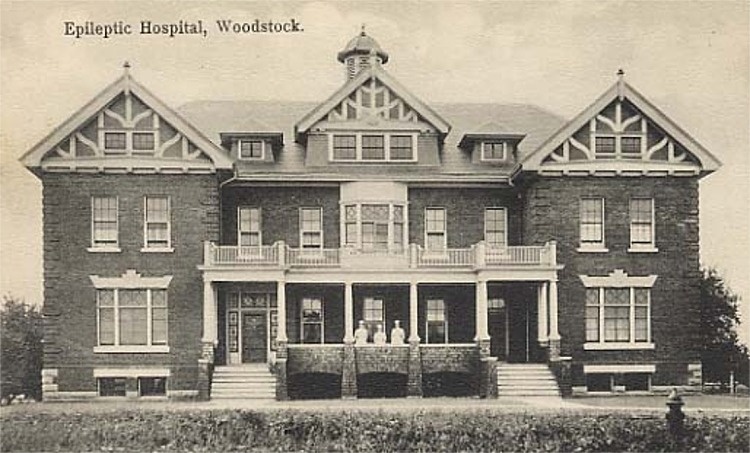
(537, 282, 549, 345)
(548, 278, 561, 360)
(201, 280, 217, 352)
(475, 279, 490, 343)
(408, 282, 419, 342)
(276, 280, 288, 343)
(343, 282, 354, 343)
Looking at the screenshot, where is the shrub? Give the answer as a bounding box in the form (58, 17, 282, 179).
(1, 410, 748, 452)
(0, 296, 43, 404)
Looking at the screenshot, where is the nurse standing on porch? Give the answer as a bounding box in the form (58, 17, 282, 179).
(391, 320, 405, 345)
(373, 324, 387, 345)
(354, 320, 369, 345)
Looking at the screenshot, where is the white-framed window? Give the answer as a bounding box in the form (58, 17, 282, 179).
(143, 196, 170, 250)
(484, 208, 507, 247)
(425, 207, 446, 251)
(630, 198, 655, 249)
(593, 135, 644, 159)
(238, 207, 261, 247)
(363, 296, 384, 338)
(329, 132, 418, 162)
(301, 297, 324, 344)
(103, 131, 156, 154)
(343, 203, 406, 252)
(103, 132, 127, 153)
(426, 299, 447, 344)
(585, 287, 650, 345)
(91, 196, 118, 249)
(239, 139, 264, 160)
(300, 207, 323, 249)
(481, 141, 507, 161)
(579, 198, 605, 249)
(97, 288, 168, 347)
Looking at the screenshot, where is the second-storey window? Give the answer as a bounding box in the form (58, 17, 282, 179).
(630, 198, 655, 249)
(426, 299, 447, 343)
(580, 198, 604, 249)
(425, 208, 446, 251)
(144, 196, 170, 249)
(97, 288, 167, 347)
(92, 196, 118, 248)
(361, 204, 389, 251)
(484, 208, 507, 247)
(300, 208, 323, 249)
(343, 203, 406, 251)
(238, 207, 261, 247)
(301, 297, 323, 344)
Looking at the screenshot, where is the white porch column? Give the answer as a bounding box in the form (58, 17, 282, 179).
(202, 280, 217, 345)
(537, 282, 549, 344)
(344, 282, 354, 343)
(409, 282, 419, 342)
(548, 278, 560, 341)
(475, 279, 490, 341)
(276, 280, 288, 342)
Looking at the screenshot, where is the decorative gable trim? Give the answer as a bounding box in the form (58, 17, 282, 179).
(522, 79, 721, 176)
(90, 269, 173, 289)
(20, 70, 233, 172)
(295, 65, 450, 140)
(579, 269, 657, 288)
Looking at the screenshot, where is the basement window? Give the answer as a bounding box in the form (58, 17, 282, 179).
(138, 377, 167, 396)
(585, 373, 612, 392)
(98, 377, 127, 397)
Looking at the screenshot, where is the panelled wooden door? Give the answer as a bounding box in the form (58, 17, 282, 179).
(241, 312, 267, 363)
(488, 305, 507, 361)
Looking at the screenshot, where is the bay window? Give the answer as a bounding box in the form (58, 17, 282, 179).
(342, 203, 406, 252)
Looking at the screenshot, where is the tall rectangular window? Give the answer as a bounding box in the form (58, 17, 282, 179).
(580, 198, 604, 248)
(238, 207, 261, 247)
(426, 299, 447, 343)
(390, 135, 414, 160)
(633, 289, 650, 342)
(425, 208, 446, 251)
(332, 135, 356, 160)
(363, 297, 384, 338)
(345, 204, 358, 246)
(604, 288, 630, 342)
(361, 135, 385, 160)
(484, 208, 507, 247)
(97, 288, 168, 347)
(144, 196, 170, 249)
(361, 204, 389, 251)
(92, 196, 118, 248)
(301, 298, 323, 344)
(300, 208, 323, 249)
(239, 140, 264, 160)
(630, 198, 655, 249)
(585, 289, 600, 342)
(393, 205, 404, 251)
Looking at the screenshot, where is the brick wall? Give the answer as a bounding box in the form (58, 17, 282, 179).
(421, 345, 479, 374)
(522, 175, 701, 385)
(408, 187, 523, 248)
(287, 346, 344, 375)
(221, 186, 340, 248)
(41, 173, 219, 394)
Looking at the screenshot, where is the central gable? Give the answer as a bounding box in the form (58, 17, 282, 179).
(21, 70, 232, 174)
(295, 66, 450, 140)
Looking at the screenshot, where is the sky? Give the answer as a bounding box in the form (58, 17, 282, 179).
(1, 1, 748, 343)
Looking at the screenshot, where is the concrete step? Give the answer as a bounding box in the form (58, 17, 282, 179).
(213, 375, 276, 382)
(211, 393, 275, 400)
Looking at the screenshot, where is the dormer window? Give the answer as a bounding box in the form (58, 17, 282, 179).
(239, 140, 264, 160)
(329, 132, 417, 162)
(481, 141, 507, 161)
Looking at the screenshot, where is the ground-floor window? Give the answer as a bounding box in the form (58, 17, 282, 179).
(426, 299, 447, 343)
(363, 297, 385, 339)
(585, 373, 612, 392)
(585, 287, 650, 344)
(98, 377, 126, 397)
(97, 288, 167, 347)
(138, 377, 167, 396)
(301, 297, 324, 343)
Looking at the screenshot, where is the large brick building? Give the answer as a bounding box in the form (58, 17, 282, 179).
(21, 30, 720, 400)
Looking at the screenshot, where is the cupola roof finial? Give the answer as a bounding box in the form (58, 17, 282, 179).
(123, 61, 131, 75)
(616, 68, 625, 100)
(361, 23, 366, 36)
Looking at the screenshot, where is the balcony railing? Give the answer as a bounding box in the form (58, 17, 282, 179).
(203, 241, 556, 269)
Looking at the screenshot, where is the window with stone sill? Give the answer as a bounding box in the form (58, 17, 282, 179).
(579, 198, 605, 250)
(585, 287, 650, 344)
(344, 203, 405, 252)
(144, 196, 170, 250)
(630, 198, 656, 250)
(97, 288, 167, 348)
(91, 196, 118, 249)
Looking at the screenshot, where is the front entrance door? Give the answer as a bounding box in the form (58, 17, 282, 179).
(488, 299, 507, 360)
(241, 312, 267, 363)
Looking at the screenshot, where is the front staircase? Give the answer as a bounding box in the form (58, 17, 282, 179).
(497, 363, 560, 397)
(211, 364, 276, 400)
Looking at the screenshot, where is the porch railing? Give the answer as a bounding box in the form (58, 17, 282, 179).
(204, 241, 556, 269)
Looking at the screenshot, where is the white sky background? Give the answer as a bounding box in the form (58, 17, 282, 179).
(1, 1, 748, 343)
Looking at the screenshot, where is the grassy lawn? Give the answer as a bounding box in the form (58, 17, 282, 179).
(572, 393, 750, 410)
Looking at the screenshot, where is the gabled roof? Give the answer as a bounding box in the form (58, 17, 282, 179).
(294, 65, 451, 140)
(20, 70, 233, 170)
(521, 78, 722, 173)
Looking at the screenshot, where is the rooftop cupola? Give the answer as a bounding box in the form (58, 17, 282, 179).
(337, 26, 389, 80)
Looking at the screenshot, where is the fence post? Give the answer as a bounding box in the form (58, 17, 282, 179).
(666, 388, 685, 441)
